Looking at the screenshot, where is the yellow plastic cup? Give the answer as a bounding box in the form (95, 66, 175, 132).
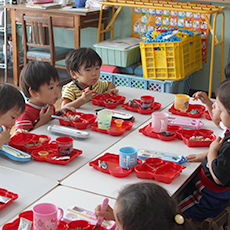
(174, 94, 190, 112)
(97, 110, 112, 130)
(115, 119, 124, 128)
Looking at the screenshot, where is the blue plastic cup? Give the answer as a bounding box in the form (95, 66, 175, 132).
(119, 147, 137, 170)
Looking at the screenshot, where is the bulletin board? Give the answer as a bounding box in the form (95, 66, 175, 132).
(131, 2, 211, 62)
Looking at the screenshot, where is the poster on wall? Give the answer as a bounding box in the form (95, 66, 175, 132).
(131, 2, 210, 62)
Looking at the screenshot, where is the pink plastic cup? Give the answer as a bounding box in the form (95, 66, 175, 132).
(151, 112, 168, 133)
(33, 203, 64, 230)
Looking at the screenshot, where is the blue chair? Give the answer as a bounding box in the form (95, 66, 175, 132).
(21, 14, 72, 67)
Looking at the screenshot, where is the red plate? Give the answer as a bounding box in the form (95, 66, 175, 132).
(89, 153, 142, 178)
(168, 104, 206, 118)
(122, 100, 161, 114)
(134, 158, 186, 184)
(89, 119, 133, 136)
(205, 110, 212, 120)
(31, 143, 82, 165)
(0, 188, 18, 211)
(91, 94, 126, 109)
(9, 133, 51, 153)
(2, 210, 68, 230)
(176, 129, 216, 147)
(139, 123, 182, 141)
(59, 111, 97, 130)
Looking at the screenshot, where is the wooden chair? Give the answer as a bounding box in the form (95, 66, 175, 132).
(21, 14, 72, 67)
(200, 204, 230, 230)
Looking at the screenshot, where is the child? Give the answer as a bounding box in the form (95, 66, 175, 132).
(16, 61, 74, 132)
(95, 183, 196, 230)
(179, 79, 230, 222)
(61, 48, 119, 109)
(0, 83, 25, 146)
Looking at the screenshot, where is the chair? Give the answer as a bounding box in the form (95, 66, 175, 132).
(21, 14, 72, 67)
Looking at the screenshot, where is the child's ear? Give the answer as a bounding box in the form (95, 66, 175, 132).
(70, 70, 78, 79)
(29, 87, 38, 98)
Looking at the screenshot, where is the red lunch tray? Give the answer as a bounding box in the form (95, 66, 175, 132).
(0, 188, 18, 211)
(31, 142, 82, 165)
(139, 123, 182, 141)
(89, 119, 133, 136)
(9, 132, 51, 153)
(91, 94, 126, 109)
(168, 104, 206, 118)
(59, 111, 97, 130)
(89, 153, 142, 178)
(205, 110, 212, 120)
(122, 99, 161, 114)
(2, 210, 68, 230)
(134, 158, 186, 184)
(176, 128, 216, 147)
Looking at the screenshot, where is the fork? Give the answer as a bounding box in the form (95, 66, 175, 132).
(93, 198, 109, 230)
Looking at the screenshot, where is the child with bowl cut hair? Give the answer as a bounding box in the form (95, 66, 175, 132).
(16, 61, 74, 132)
(95, 183, 196, 230)
(0, 83, 25, 146)
(61, 47, 118, 109)
(179, 79, 230, 222)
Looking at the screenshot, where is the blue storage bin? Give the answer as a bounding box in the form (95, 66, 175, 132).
(75, 0, 86, 7)
(100, 71, 192, 94)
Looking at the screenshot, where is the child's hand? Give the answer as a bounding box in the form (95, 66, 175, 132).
(209, 136, 224, 153)
(192, 91, 212, 106)
(55, 107, 75, 116)
(95, 204, 115, 221)
(0, 125, 11, 144)
(107, 88, 119, 96)
(187, 151, 208, 162)
(39, 105, 54, 125)
(81, 87, 93, 102)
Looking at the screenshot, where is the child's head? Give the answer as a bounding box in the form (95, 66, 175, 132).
(20, 61, 60, 105)
(114, 183, 195, 230)
(65, 48, 102, 87)
(0, 83, 25, 129)
(224, 61, 230, 79)
(215, 79, 230, 128)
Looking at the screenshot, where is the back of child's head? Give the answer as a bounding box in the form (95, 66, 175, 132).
(115, 183, 196, 230)
(65, 47, 102, 74)
(19, 61, 59, 98)
(215, 79, 230, 114)
(224, 62, 230, 79)
(0, 83, 25, 116)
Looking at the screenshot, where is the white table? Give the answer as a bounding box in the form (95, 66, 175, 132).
(0, 86, 176, 182)
(2, 185, 116, 229)
(0, 166, 58, 227)
(61, 99, 224, 199)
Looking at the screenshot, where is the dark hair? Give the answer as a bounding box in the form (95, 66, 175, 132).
(0, 83, 25, 116)
(215, 79, 230, 114)
(65, 47, 102, 74)
(116, 183, 196, 230)
(224, 62, 230, 79)
(19, 61, 59, 98)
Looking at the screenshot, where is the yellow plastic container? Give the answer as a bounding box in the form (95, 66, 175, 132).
(140, 35, 202, 80)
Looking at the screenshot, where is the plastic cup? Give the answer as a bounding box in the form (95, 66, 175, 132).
(140, 95, 154, 110)
(97, 110, 112, 130)
(119, 146, 137, 170)
(151, 112, 168, 133)
(174, 94, 190, 112)
(38, 151, 49, 157)
(115, 119, 124, 128)
(33, 203, 63, 230)
(56, 136, 73, 156)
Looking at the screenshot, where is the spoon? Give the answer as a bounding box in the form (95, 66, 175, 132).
(51, 156, 70, 160)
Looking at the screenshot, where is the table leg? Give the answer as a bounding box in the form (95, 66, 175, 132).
(11, 9, 19, 86)
(74, 15, 80, 49)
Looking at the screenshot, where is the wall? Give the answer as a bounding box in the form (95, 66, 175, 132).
(54, 2, 230, 94)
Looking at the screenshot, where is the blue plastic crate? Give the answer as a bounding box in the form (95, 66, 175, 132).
(100, 71, 192, 94)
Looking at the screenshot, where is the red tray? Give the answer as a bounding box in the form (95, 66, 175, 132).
(89, 153, 142, 178)
(31, 143, 82, 165)
(91, 94, 126, 109)
(2, 210, 68, 230)
(59, 111, 97, 130)
(68, 220, 107, 230)
(9, 133, 51, 153)
(122, 99, 161, 114)
(168, 104, 206, 118)
(176, 129, 216, 147)
(139, 123, 181, 141)
(205, 110, 212, 120)
(89, 119, 133, 136)
(0, 188, 18, 211)
(134, 158, 186, 184)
